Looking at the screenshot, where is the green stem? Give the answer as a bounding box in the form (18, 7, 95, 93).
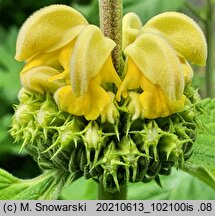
(99, 0, 123, 74)
(98, 0, 126, 200)
(205, 0, 214, 97)
(98, 183, 127, 200)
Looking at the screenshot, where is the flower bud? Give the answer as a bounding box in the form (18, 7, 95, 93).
(44, 117, 85, 158)
(37, 95, 66, 127)
(127, 92, 144, 120)
(118, 136, 146, 182)
(14, 104, 35, 126)
(83, 122, 106, 165)
(158, 133, 183, 163)
(18, 88, 32, 103)
(101, 92, 119, 124)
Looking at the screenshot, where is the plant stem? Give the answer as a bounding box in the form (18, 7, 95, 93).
(99, 0, 123, 74)
(98, 0, 126, 200)
(98, 183, 127, 200)
(205, 0, 214, 97)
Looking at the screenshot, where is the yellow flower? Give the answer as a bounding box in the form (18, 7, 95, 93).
(15, 5, 121, 120)
(15, 5, 88, 61)
(117, 12, 207, 119)
(122, 12, 142, 50)
(15, 4, 88, 93)
(54, 25, 121, 120)
(15, 5, 207, 121)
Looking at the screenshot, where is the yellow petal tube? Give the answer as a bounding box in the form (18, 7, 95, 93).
(123, 32, 184, 101)
(15, 4, 88, 61)
(138, 70, 186, 118)
(48, 40, 76, 84)
(54, 78, 110, 120)
(70, 25, 117, 96)
(122, 12, 142, 50)
(54, 55, 121, 120)
(141, 12, 207, 65)
(21, 66, 64, 94)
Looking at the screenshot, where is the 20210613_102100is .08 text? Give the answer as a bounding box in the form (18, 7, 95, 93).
(1, 201, 215, 216)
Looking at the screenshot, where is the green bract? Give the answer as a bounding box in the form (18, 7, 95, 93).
(11, 84, 204, 192)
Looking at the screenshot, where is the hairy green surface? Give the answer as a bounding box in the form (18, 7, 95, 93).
(183, 98, 215, 190)
(0, 169, 70, 200)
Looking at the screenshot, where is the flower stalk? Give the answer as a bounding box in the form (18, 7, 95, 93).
(98, 0, 127, 200)
(99, 0, 123, 74)
(99, 183, 127, 200)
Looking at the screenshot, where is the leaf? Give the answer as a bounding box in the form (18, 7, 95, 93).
(73, 0, 99, 25)
(0, 115, 11, 143)
(0, 26, 7, 42)
(0, 26, 23, 104)
(0, 168, 71, 200)
(128, 169, 215, 200)
(0, 114, 23, 155)
(183, 98, 215, 190)
(182, 163, 215, 190)
(60, 177, 97, 200)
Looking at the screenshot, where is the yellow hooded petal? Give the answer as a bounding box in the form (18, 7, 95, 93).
(21, 66, 64, 94)
(122, 12, 142, 50)
(141, 12, 207, 65)
(124, 33, 184, 101)
(15, 4, 88, 61)
(70, 25, 116, 96)
(118, 59, 185, 118)
(54, 77, 110, 120)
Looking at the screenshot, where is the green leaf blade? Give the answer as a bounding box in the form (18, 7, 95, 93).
(183, 163, 215, 191)
(0, 169, 70, 200)
(183, 98, 215, 190)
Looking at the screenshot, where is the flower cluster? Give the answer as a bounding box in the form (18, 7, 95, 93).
(15, 5, 206, 121)
(11, 4, 207, 191)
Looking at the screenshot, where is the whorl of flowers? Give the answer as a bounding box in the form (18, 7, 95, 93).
(11, 5, 207, 192)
